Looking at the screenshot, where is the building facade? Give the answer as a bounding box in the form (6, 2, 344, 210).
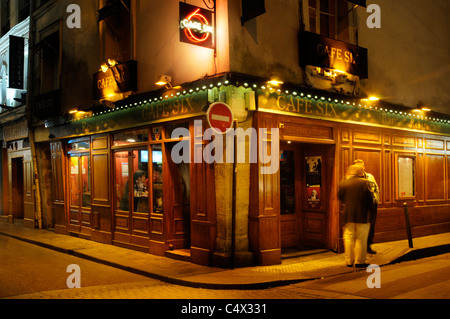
(0, 0, 32, 227)
(2, 0, 449, 267)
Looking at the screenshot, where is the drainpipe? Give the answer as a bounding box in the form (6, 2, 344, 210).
(25, 0, 42, 229)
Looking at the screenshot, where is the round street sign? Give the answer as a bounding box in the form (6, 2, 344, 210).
(207, 102, 234, 134)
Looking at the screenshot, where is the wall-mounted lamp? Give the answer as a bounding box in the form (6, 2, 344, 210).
(267, 75, 284, 86)
(155, 75, 173, 88)
(362, 96, 380, 102)
(100, 59, 119, 73)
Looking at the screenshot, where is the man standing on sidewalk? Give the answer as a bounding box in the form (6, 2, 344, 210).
(353, 159, 380, 254)
(339, 165, 374, 268)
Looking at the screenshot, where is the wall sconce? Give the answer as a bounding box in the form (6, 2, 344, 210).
(155, 75, 173, 88)
(100, 59, 119, 73)
(267, 74, 284, 86)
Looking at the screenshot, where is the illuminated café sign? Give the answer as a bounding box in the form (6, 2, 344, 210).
(48, 91, 208, 138)
(93, 60, 137, 100)
(179, 2, 214, 49)
(258, 90, 450, 134)
(299, 31, 368, 79)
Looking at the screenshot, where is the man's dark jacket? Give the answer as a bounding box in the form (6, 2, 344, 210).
(339, 176, 373, 224)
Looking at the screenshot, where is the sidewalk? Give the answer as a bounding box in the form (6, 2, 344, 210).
(1, 221, 449, 290)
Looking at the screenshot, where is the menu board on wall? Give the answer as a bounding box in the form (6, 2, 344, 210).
(398, 157, 415, 197)
(305, 156, 322, 208)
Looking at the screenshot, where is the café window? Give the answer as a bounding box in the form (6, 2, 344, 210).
(68, 140, 90, 152)
(307, 0, 352, 42)
(113, 129, 149, 146)
(397, 155, 415, 198)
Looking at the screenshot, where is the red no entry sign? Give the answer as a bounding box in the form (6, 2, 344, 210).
(207, 102, 234, 134)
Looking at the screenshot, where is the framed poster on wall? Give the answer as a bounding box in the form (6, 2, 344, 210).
(305, 156, 322, 208)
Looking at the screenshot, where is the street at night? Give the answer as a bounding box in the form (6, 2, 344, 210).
(1, 234, 449, 300)
(0, 0, 450, 309)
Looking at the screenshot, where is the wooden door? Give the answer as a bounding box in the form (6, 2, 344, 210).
(113, 148, 150, 250)
(68, 154, 91, 235)
(11, 157, 24, 220)
(300, 144, 329, 248)
(280, 143, 301, 248)
(165, 142, 190, 250)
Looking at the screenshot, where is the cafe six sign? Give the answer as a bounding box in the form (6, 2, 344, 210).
(179, 2, 214, 49)
(299, 31, 368, 79)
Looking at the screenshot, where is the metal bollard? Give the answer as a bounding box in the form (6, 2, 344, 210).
(403, 203, 413, 248)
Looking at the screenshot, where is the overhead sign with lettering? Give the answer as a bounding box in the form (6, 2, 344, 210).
(257, 90, 450, 135)
(299, 31, 368, 79)
(93, 60, 137, 100)
(9, 36, 25, 89)
(48, 91, 208, 139)
(179, 2, 214, 49)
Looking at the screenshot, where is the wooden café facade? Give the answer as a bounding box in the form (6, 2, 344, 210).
(42, 70, 450, 267)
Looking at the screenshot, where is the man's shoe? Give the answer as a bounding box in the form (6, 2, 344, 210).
(355, 263, 370, 268)
(367, 247, 377, 254)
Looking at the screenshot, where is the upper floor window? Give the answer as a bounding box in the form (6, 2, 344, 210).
(307, 0, 353, 43)
(98, 0, 131, 63)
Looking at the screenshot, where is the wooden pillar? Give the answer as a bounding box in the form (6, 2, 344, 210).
(249, 112, 281, 266)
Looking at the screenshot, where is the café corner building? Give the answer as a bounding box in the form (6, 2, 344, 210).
(40, 71, 450, 267)
(31, 1, 450, 267)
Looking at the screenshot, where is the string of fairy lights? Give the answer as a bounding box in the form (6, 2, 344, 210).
(51, 78, 450, 127)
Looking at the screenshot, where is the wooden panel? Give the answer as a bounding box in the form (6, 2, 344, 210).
(353, 148, 382, 192)
(132, 216, 149, 235)
(425, 139, 444, 150)
(281, 217, 298, 247)
(92, 136, 108, 150)
(383, 150, 391, 203)
(92, 153, 109, 202)
(425, 154, 445, 201)
(341, 129, 350, 142)
(304, 212, 325, 234)
(393, 135, 415, 148)
(114, 214, 129, 231)
(448, 156, 450, 200)
(417, 153, 424, 202)
(24, 161, 33, 196)
(281, 122, 333, 140)
(150, 216, 163, 234)
(81, 211, 90, 227)
(353, 131, 381, 144)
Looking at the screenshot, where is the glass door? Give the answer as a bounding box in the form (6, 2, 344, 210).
(69, 154, 91, 233)
(114, 148, 149, 247)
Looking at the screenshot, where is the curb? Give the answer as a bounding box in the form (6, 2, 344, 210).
(388, 244, 450, 265)
(1, 229, 449, 290)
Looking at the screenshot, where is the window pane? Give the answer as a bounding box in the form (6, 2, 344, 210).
(70, 157, 79, 207)
(116, 151, 130, 211)
(113, 130, 148, 146)
(309, 7, 317, 33)
(280, 151, 295, 215)
(320, 13, 330, 37)
(320, 0, 329, 13)
(69, 141, 90, 152)
(81, 155, 91, 208)
(133, 150, 149, 213)
(152, 145, 163, 214)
